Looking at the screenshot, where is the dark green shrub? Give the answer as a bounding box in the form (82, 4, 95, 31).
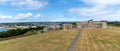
(0, 26, 45, 38)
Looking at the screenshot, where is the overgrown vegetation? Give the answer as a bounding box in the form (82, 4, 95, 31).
(0, 26, 44, 38)
(107, 21, 120, 27)
(70, 22, 76, 25)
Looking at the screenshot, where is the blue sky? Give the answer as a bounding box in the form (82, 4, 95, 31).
(0, 0, 120, 23)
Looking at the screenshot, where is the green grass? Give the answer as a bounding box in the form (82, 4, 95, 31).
(0, 30, 79, 51)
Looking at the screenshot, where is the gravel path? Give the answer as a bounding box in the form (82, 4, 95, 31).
(68, 29, 83, 51)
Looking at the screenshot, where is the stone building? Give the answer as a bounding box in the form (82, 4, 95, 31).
(48, 25, 62, 31)
(76, 19, 107, 28)
(76, 23, 82, 29)
(63, 24, 72, 30)
(63, 19, 107, 30)
(87, 19, 94, 28)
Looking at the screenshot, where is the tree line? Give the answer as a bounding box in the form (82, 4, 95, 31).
(107, 21, 120, 27)
(0, 26, 44, 38)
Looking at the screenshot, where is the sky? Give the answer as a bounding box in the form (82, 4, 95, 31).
(0, 0, 120, 23)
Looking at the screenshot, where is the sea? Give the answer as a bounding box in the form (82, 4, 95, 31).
(0, 28, 7, 32)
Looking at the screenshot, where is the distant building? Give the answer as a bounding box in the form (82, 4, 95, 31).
(45, 25, 62, 31)
(63, 24, 72, 30)
(76, 19, 107, 29)
(63, 19, 107, 30)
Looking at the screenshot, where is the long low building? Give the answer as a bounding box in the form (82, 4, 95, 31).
(63, 19, 107, 30)
(76, 19, 107, 29)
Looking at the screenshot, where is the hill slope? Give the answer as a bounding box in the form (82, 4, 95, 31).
(0, 30, 79, 51)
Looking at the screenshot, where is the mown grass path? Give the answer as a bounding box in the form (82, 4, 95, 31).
(68, 29, 83, 51)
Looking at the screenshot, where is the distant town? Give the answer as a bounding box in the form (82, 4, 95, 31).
(0, 19, 107, 31)
(0, 22, 68, 29)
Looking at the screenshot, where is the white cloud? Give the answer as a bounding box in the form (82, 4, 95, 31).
(0, 15, 12, 20)
(36, 14, 42, 18)
(0, 13, 42, 20)
(12, 0, 47, 9)
(0, 0, 8, 4)
(0, 0, 47, 10)
(82, 0, 120, 7)
(15, 13, 33, 20)
(68, 0, 120, 21)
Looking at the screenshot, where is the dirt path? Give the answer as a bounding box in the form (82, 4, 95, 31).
(68, 29, 83, 51)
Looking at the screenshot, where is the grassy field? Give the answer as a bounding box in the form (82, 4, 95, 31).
(1, 26, 120, 51)
(76, 27, 120, 51)
(0, 30, 79, 51)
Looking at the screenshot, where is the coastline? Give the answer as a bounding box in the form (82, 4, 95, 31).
(0, 28, 8, 32)
(2, 28, 16, 30)
(0, 27, 16, 31)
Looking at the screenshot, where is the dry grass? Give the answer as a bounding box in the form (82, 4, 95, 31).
(0, 30, 79, 51)
(76, 27, 120, 51)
